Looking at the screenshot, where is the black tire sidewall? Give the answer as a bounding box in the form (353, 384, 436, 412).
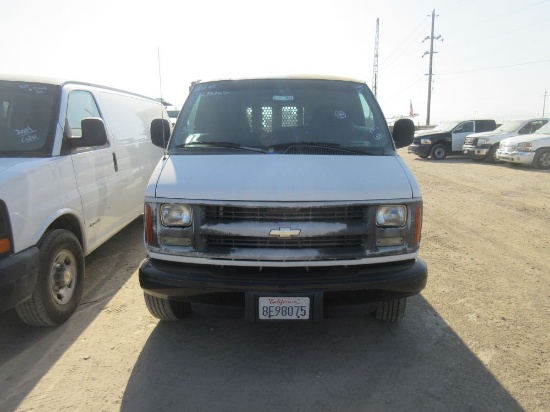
(430, 144, 447, 160)
(35, 230, 85, 325)
(534, 149, 550, 169)
(488, 145, 499, 162)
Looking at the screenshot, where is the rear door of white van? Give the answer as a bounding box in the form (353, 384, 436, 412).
(65, 89, 117, 253)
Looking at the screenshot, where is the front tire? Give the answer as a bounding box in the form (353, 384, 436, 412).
(16, 230, 84, 326)
(375, 298, 407, 322)
(144, 293, 191, 320)
(534, 149, 550, 169)
(488, 145, 500, 163)
(430, 144, 447, 160)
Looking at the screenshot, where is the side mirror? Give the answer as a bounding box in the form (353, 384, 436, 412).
(70, 117, 108, 147)
(392, 118, 415, 149)
(151, 118, 171, 148)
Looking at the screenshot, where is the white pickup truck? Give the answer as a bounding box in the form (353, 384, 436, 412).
(0, 75, 167, 326)
(496, 121, 550, 169)
(462, 118, 548, 162)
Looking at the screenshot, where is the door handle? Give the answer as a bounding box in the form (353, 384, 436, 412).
(112, 153, 118, 172)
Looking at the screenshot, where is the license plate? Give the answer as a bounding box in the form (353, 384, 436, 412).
(258, 297, 310, 320)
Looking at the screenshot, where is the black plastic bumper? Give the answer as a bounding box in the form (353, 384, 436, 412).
(0, 247, 39, 312)
(139, 257, 428, 319)
(408, 144, 431, 157)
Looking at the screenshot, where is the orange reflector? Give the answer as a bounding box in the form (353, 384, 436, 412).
(0, 238, 11, 254)
(145, 204, 154, 245)
(414, 205, 423, 246)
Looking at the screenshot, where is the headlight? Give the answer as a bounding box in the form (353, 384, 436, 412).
(517, 142, 533, 151)
(477, 138, 490, 146)
(376, 205, 407, 227)
(161, 204, 193, 226)
(420, 138, 432, 145)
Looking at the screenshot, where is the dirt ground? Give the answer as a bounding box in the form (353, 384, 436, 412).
(0, 149, 548, 412)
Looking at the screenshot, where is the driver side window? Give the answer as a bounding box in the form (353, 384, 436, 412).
(456, 122, 474, 133)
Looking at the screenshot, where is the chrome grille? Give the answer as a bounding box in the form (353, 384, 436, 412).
(204, 235, 364, 249)
(203, 206, 365, 222)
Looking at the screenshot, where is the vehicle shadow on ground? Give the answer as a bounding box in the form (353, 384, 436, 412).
(0, 217, 145, 411)
(120, 295, 523, 412)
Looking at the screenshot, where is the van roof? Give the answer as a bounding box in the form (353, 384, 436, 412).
(0, 73, 159, 101)
(192, 74, 367, 85)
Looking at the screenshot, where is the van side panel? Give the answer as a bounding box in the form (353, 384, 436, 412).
(92, 90, 165, 248)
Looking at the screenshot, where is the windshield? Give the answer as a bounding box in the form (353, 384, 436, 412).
(169, 79, 392, 154)
(0, 81, 59, 157)
(495, 120, 524, 133)
(431, 121, 461, 132)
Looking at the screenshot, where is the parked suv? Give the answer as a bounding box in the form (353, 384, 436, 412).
(496, 121, 550, 169)
(462, 118, 548, 162)
(139, 76, 427, 323)
(408, 119, 497, 160)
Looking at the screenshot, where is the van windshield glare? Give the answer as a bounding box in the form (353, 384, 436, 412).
(169, 79, 393, 154)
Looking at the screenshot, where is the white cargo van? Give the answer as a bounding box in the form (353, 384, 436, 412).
(139, 76, 427, 322)
(0, 75, 168, 325)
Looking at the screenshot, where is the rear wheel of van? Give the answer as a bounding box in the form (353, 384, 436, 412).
(430, 144, 447, 160)
(144, 293, 191, 320)
(16, 230, 84, 326)
(534, 149, 550, 169)
(375, 298, 407, 322)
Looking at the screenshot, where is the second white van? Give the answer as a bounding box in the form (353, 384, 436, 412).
(0, 75, 168, 326)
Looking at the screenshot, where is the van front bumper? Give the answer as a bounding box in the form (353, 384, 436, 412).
(0, 247, 39, 312)
(139, 257, 428, 319)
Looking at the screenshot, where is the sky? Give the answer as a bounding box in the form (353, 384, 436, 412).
(1, 0, 549, 125)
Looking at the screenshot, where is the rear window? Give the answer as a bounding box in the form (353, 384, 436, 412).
(169, 79, 392, 154)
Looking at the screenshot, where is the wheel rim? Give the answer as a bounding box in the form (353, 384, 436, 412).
(434, 147, 445, 159)
(50, 249, 77, 305)
(539, 152, 550, 168)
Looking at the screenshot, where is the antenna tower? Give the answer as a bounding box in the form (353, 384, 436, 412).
(372, 18, 379, 98)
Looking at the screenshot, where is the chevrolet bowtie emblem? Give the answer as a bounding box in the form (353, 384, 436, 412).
(269, 227, 301, 238)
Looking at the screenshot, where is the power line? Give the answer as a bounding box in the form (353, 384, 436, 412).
(437, 58, 550, 75)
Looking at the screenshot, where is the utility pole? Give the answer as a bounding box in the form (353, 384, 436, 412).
(543, 89, 547, 117)
(372, 18, 379, 98)
(422, 10, 443, 125)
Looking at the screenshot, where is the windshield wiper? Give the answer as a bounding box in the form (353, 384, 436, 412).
(176, 141, 266, 153)
(269, 142, 385, 156)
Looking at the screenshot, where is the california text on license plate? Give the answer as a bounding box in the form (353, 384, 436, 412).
(258, 297, 310, 320)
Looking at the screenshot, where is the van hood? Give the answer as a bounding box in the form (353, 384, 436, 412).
(151, 155, 418, 201)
